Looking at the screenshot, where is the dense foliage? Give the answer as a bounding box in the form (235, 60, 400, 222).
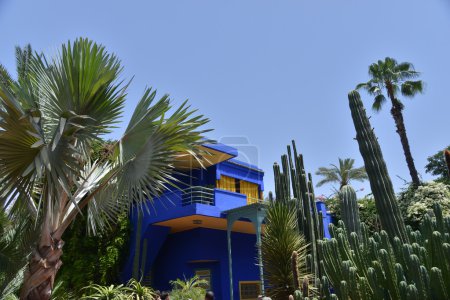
(80, 279, 154, 300)
(0, 211, 38, 298)
(398, 181, 450, 228)
(56, 213, 130, 295)
(169, 276, 207, 300)
(326, 196, 381, 233)
(425, 146, 450, 184)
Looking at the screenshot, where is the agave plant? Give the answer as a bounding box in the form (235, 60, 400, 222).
(169, 276, 208, 300)
(124, 279, 155, 300)
(81, 284, 128, 300)
(261, 200, 310, 299)
(0, 38, 210, 299)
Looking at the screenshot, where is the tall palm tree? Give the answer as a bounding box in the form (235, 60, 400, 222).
(315, 158, 368, 190)
(356, 57, 423, 186)
(0, 38, 210, 300)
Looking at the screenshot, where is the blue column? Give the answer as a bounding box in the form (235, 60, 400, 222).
(227, 217, 237, 299)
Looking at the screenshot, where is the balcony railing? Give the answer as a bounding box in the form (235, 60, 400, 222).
(181, 186, 215, 206)
(180, 186, 265, 207)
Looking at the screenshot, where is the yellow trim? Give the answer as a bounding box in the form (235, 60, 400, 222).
(239, 281, 261, 300)
(174, 146, 233, 170)
(153, 215, 262, 234)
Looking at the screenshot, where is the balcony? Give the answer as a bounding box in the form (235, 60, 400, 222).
(181, 186, 215, 206)
(181, 186, 264, 208)
(142, 185, 264, 226)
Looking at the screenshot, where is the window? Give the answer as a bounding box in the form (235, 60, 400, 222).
(239, 281, 261, 300)
(195, 269, 211, 290)
(216, 175, 236, 192)
(240, 180, 259, 204)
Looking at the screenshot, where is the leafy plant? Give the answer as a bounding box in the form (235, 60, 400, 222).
(81, 284, 128, 300)
(262, 200, 309, 299)
(425, 146, 450, 184)
(55, 212, 130, 295)
(125, 278, 155, 300)
(0, 210, 38, 298)
(169, 276, 207, 300)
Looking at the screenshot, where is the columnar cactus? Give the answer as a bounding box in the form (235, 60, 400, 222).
(292, 251, 300, 290)
(339, 185, 362, 238)
(318, 204, 450, 300)
(348, 90, 409, 243)
(273, 141, 324, 280)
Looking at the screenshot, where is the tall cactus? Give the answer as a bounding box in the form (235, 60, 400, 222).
(339, 185, 362, 238)
(348, 90, 408, 243)
(318, 204, 450, 300)
(273, 141, 324, 281)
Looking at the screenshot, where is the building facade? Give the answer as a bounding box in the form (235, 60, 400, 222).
(122, 143, 331, 300)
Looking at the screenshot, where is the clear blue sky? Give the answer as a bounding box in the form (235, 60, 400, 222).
(1, 0, 449, 198)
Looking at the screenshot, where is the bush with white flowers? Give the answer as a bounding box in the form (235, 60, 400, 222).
(398, 181, 450, 227)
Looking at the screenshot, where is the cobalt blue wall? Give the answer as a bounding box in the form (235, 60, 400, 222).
(315, 201, 332, 239)
(152, 227, 259, 300)
(216, 160, 264, 191)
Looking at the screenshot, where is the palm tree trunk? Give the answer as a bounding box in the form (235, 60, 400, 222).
(389, 99, 421, 186)
(445, 150, 450, 178)
(19, 233, 64, 300)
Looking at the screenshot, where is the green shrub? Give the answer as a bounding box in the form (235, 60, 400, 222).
(56, 213, 131, 295)
(326, 196, 381, 232)
(169, 276, 207, 300)
(398, 181, 450, 228)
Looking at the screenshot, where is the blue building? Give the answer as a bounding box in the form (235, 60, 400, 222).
(122, 143, 331, 300)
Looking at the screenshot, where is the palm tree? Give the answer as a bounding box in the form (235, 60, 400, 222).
(261, 200, 310, 299)
(0, 44, 33, 93)
(356, 57, 423, 186)
(0, 38, 209, 300)
(315, 158, 368, 190)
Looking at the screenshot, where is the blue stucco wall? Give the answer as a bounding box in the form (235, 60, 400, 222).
(216, 160, 264, 191)
(315, 201, 332, 239)
(152, 227, 259, 300)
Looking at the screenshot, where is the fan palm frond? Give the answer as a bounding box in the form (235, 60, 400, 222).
(1, 38, 211, 298)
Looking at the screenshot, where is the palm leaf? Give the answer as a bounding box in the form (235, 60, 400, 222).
(372, 94, 387, 111)
(401, 80, 423, 97)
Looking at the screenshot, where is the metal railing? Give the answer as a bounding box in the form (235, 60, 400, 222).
(247, 196, 266, 205)
(181, 186, 215, 206)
